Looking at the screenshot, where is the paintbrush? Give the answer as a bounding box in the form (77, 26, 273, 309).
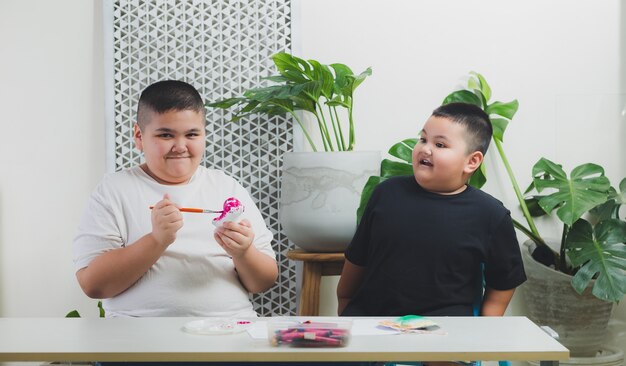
(149, 206, 223, 214)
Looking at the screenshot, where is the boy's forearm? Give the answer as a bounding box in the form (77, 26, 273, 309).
(336, 259, 366, 315)
(232, 245, 278, 293)
(481, 287, 516, 316)
(76, 233, 167, 299)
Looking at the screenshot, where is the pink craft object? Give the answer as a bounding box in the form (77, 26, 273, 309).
(212, 197, 245, 227)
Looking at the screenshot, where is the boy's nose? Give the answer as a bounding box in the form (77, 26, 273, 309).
(171, 141, 187, 153)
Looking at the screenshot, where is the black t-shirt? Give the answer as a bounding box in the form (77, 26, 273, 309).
(342, 176, 526, 316)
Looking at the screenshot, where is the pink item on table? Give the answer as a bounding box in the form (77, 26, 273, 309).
(212, 197, 245, 227)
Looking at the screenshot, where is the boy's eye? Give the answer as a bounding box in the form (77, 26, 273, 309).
(435, 142, 445, 148)
(157, 133, 173, 138)
(186, 133, 200, 138)
(418, 137, 426, 143)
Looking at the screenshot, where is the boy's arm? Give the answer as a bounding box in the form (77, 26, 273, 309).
(76, 194, 183, 299)
(480, 287, 516, 316)
(76, 234, 170, 299)
(336, 259, 366, 315)
(214, 220, 278, 293)
(76, 195, 183, 299)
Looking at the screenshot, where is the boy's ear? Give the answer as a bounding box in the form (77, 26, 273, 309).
(464, 151, 484, 175)
(133, 123, 143, 152)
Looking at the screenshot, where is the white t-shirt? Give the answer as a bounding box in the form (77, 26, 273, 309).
(72, 166, 275, 318)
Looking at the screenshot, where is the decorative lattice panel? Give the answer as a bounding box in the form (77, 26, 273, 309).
(110, 0, 295, 315)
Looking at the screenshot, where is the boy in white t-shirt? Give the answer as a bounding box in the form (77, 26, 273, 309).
(73, 80, 277, 317)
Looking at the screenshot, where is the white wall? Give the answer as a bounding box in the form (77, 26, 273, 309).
(0, 0, 104, 318)
(0, 0, 624, 355)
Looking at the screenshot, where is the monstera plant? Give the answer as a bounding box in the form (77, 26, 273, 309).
(359, 72, 626, 303)
(208, 52, 371, 152)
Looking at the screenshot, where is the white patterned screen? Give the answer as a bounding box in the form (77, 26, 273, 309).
(107, 0, 296, 315)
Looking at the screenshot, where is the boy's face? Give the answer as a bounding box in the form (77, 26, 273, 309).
(134, 109, 206, 185)
(411, 116, 482, 195)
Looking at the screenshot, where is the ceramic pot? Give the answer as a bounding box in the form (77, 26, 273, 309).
(521, 240, 614, 357)
(279, 151, 380, 252)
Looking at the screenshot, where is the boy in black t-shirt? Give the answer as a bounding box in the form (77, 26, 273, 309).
(337, 102, 526, 317)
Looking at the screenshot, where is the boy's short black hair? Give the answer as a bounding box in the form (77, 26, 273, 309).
(137, 80, 205, 128)
(432, 102, 492, 155)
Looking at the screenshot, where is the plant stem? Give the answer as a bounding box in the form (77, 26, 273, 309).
(558, 224, 570, 273)
(511, 218, 545, 246)
(494, 139, 543, 243)
(288, 111, 317, 152)
(333, 106, 347, 150)
(315, 102, 335, 151)
(313, 112, 330, 151)
(347, 98, 355, 151)
(327, 104, 344, 151)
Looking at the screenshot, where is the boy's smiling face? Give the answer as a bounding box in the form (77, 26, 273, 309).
(134, 109, 206, 185)
(411, 116, 482, 195)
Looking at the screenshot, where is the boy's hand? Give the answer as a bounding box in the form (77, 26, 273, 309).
(150, 194, 183, 247)
(213, 219, 254, 258)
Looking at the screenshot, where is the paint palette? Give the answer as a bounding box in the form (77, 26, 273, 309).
(182, 318, 253, 335)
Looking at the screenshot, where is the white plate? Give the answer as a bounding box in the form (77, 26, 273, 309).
(182, 318, 254, 335)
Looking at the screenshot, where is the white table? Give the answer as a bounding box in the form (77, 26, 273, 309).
(0, 316, 568, 364)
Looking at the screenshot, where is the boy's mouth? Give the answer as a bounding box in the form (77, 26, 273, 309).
(419, 159, 433, 167)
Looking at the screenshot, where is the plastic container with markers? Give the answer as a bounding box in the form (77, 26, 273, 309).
(268, 318, 352, 347)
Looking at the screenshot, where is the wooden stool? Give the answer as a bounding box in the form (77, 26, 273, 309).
(286, 249, 345, 316)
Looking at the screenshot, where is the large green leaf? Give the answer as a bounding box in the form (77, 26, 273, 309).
(291, 94, 316, 114)
(442, 90, 482, 107)
(380, 159, 413, 178)
(300, 80, 323, 102)
(472, 71, 492, 102)
(490, 117, 509, 142)
(309, 60, 334, 99)
(243, 85, 287, 102)
(271, 52, 311, 83)
(351, 67, 372, 93)
(468, 162, 486, 189)
(387, 138, 417, 163)
(330, 63, 353, 97)
(206, 97, 244, 109)
(237, 100, 261, 114)
(589, 187, 620, 222)
(485, 100, 519, 120)
(617, 178, 626, 206)
(566, 218, 626, 302)
(532, 158, 610, 226)
(262, 75, 290, 83)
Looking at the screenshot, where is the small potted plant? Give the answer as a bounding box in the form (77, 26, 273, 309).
(208, 53, 379, 252)
(359, 72, 626, 356)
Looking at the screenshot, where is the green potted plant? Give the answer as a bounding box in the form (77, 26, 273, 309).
(208, 52, 379, 252)
(359, 72, 626, 356)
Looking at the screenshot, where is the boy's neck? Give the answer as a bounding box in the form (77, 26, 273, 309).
(140, 164, 193, 185)
(421, 183, 468, 196)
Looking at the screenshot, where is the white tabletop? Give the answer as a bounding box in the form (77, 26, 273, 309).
(0, 316, 569, 362)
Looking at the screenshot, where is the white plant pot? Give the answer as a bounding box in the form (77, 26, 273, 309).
(521, 240, 614, 357)
(279, 151, 381, 252)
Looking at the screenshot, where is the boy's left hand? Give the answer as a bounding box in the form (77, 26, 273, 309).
(213, 219, 255, 258)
